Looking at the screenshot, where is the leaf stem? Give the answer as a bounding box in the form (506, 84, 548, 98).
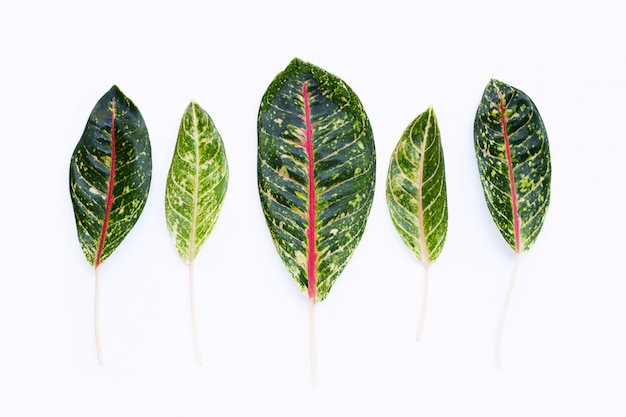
(190, 261, 202, 366)
(94, 266, 103, 366)
(496, 252, 521, 368)
(309, 299, 318, 387)
(416, 261, 430, 341)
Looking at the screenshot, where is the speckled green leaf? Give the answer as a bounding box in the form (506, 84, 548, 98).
(474, 79, 551, 253)
(165, 101, 228, 263)
(386, 107, 448, 264)
(257, 58, 376, 303)
(69, 85, 152, 267)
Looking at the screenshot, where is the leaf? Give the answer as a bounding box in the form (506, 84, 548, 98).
(69, 85, 152, 364)
(164, 101, 229, 365)
(257, 58, 376, 304)
(473, 79, 551, 254)
(69, 85, 152, 268)
(386, 106, 448, 265)
(386, 107, 448, 340)
(474, 79, 551, 367)
(165, 101, 229, 264)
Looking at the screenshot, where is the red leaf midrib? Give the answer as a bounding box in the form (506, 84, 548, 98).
(302, 82, 318, 302)
(497, 89, 521, 253)
(95, 98, 116, 268)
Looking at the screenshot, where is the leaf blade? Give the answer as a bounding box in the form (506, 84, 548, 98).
(69, 85, 152, 267)
(386, 107, 448, 264)
(165, 101, 229, 263)
(257, 58, 376, 303)
(474, 79, 551, 253)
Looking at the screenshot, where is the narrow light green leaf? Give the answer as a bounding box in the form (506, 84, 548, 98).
(474, 79, 551, 253)
(257, 58, 376, 304)
(69, 85, 152, 268)
(386, 107, 448, 265)
(165, 101, 229, 263)
(386, 106, 448, 340)
(165, 101, 228, 366)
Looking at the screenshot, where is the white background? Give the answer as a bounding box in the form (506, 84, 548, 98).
(1, 0, 625, 415)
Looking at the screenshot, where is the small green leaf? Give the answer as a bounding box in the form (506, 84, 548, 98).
(257, 58, 376, 304)
(165, 101, 228, 365)
(474, 79, 551, 367)
(386, 107, 448, 340)
(165, 101, 229, 263)
(386, 107, 448, 265)
(474, 79, 551, 253)
(69, 85, 152, 268)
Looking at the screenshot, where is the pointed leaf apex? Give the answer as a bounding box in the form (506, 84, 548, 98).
(489, 78, 508, 89)
(288, 57, 309, 71)
(109, 84, 122, 95)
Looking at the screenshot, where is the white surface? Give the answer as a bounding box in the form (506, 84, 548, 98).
(1, 0, 625, 415)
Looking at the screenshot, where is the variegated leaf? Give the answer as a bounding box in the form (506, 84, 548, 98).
(474, 79, 551, 253)
(257, 58, 376, 303)
(165, 101, 229, 263)
(386, 106, 448, 265)
(474, 79, 551, 367)
(69, 85, 152, 268)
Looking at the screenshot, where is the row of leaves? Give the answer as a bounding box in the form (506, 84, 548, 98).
(69, 90, 228, 270)
(70, 58, 551, 364)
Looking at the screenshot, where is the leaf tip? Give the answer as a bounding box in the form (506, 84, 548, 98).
(187, 99, 199, 112)
(109, 84, 122, 95)
(287, 57, 308, 72)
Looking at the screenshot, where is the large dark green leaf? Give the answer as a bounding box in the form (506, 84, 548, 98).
(474, 79, 551, 254)
(257, 58, 376, 304)
(69, 85, 152, 267)
(386, 107, 448, 339)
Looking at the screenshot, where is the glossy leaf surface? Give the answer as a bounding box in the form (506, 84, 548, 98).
(258, 58, 376, 303)
(69, 85, 152, 267)
(386, 107, 448, 264)
(165, 101, 229, 263)
(474, 79, 551, 253)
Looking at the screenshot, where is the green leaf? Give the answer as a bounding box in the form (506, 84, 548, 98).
(386, 107, 448, 265)
(69, 85, 152, 268)
(165, 101, 229, 263)
(474, 79, 551, 253)
(165, 101, 229, 366)
(475, 79, 552, 366)
(386, 106, 448, 340)
(257, 58, 376, 303)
